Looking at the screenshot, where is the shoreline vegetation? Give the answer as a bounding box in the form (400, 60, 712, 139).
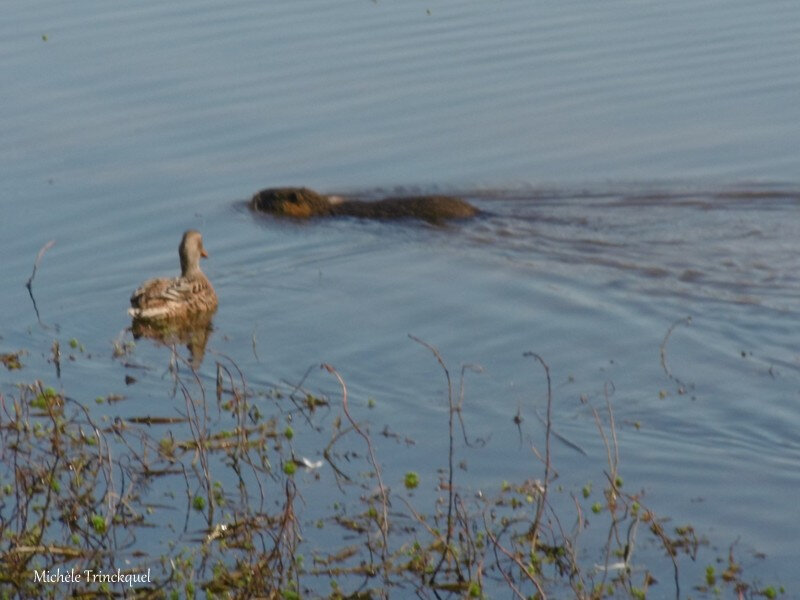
(0, 332, 785, 599)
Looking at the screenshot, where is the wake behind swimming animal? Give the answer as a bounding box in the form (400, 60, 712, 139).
(250, 187, 478, 224)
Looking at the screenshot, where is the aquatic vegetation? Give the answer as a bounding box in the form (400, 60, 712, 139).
(68, 338, 84, 352)
(0, 338, 785, 599)
(404, 471, 420, 489)
(0, 351, 24, 371)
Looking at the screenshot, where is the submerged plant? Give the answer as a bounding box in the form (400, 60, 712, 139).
(0, 339, 779, 599)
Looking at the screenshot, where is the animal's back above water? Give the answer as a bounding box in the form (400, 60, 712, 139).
(250, 187, 479, 224)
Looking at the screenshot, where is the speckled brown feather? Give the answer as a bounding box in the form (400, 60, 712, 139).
(129, 231, 218, 321)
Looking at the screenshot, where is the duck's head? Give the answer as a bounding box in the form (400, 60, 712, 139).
(179, 230, 209, 276)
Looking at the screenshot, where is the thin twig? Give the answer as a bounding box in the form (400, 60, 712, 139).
(321, 363, 390, 570)
(457, 364, 485, 448)
(523, 351, 552, 538)
(25, 240, 55, 326)
(483, 512, 546, 600)
(322, 424, 356, 485)
(660, 316, 692, 392)
(604, 381, 619, 475)
(251, 326, 260, 362)
(534, 408, 587, 456)
(408, 335, 459, 584)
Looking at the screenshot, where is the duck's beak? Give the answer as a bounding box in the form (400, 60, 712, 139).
(201, 247, 209, 258)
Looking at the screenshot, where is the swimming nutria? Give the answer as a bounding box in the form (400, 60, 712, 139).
(250, 187, 478, 224)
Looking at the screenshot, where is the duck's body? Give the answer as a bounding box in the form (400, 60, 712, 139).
(129, 230, 218, 321)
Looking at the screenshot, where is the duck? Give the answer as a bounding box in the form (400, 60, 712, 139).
(129, 230, 218, 321)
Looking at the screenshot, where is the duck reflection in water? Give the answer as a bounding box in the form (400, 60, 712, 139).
(130, 312, 214, 368)
(128, 230, 218, 367)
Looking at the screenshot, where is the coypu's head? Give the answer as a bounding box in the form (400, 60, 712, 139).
(250, 187, 333, 218)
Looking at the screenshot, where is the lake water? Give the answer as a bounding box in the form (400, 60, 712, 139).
(2, 0, 800, 595)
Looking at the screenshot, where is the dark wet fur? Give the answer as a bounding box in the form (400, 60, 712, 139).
(250, 187, 479, 224)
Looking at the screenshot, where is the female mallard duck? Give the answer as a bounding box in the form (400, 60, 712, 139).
(129, 230, 218, 321)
